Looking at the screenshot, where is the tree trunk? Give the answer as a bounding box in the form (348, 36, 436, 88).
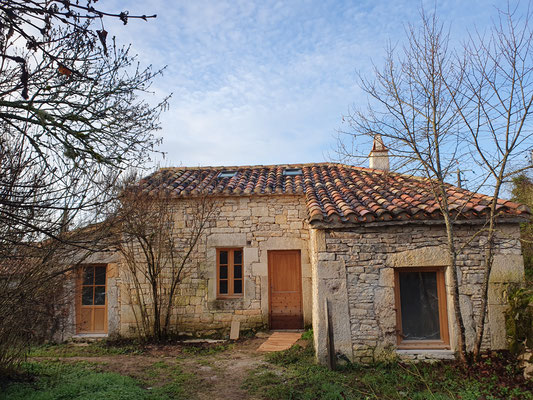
(473, 205, 497, 359)
(473, 232, 495, 359)
(151, 278, 161, 340)
(443, 211, 468, 363)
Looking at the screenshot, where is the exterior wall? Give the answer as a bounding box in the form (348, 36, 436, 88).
(116, 195, 312, 337)
(311, 223, 525, 363)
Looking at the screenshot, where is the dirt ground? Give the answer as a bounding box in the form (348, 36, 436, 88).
(36, 336, 272, 400)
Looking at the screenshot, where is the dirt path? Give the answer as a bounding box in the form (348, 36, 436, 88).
(33, 336, 270, 399)
(181, 338, 267, 400)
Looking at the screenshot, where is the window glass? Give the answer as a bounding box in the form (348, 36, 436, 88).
(234, 250, 242, 265)
(94, 286, 106, 305)
(234, 280, 243, 294)
(399, 271, 440, 340)
(234, 265, 242, 279)
(83, 267, 94, 285)
(219, 251, 228, 265)
(218, 170, 237, 178)
(220, 265, 228, 279)
(219, 280, 228, 294)
(82, 287, 93, 305)
(283, 168, 303, 176)
(94, 267, 106, 285)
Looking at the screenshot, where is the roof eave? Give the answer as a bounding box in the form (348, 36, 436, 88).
(308, 216, 530, 230)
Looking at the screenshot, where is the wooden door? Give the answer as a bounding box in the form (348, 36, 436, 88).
(77, 265, 107, 333)
(268, 250, 303, 330)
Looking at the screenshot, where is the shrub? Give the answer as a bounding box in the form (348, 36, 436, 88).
(505, 286, 533, 356)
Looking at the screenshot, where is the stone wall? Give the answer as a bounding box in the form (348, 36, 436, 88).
(311, 222, 524, 363)
(116, 195, 312, 337)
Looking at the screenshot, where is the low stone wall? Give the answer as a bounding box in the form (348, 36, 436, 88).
(116, 195, 312, 337)
(312, 222, 524, 363)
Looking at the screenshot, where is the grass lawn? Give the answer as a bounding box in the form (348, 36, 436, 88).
(243, 342, 533, 400)
(1, 359, 193, 400)
(2, 361, 151, 400)
(27, 340, 146, 358)
(1, 336, 531, 399)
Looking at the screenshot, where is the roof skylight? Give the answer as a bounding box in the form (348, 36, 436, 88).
(282, 168, 303, 176)
(218, 170, 237, 178)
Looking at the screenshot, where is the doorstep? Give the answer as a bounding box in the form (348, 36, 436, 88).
(257, 332, 302, 352)
(71, 333, 108, 341)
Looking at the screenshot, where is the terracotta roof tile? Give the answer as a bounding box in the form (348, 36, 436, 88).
(139, 163, 530, 224)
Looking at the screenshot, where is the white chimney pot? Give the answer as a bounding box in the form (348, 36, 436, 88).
(369, 134, 390, 171)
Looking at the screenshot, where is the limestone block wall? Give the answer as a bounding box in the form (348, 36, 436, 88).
(116, 195, 312, 337)
(311, 223, 524, 363)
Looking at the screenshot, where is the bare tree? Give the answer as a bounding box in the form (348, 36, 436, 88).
(341, 5, 533, 363)
(0, 1, 167, 374)
(341, 11, 470, 362)
(0, 133, 117, 374)
(116, 185, 218, 341)
(456, 5, 533, 357)
(0, 1, 168, 239)
(0, 1, 156, 99)
(0, 229, 117, 375)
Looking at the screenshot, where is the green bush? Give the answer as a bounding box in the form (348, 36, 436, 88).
(505, 286, 533, 355)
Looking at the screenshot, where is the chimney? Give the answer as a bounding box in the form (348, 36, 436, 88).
(369, 134, 389, 171)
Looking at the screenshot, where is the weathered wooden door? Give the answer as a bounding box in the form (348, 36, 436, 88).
(268, 250, 303, 330)
(77, 265, 107, 333)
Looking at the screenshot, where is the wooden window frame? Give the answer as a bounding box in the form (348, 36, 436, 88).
(394, 267, 450, 349)
(216, 248, 244, 299)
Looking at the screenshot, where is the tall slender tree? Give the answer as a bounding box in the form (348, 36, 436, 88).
(341, 5, 533, 362)
(0, 1, 168, 374)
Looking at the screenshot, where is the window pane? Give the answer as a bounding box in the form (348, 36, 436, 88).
(234, 280, 242, 294)
(94, 286, 105, 306)
(94, 286, 106, 305)
(82, 287, 93, 305)
(399, 271, 440, 340)
(220, 265, 228, 279)
(83, 267, 94, 285)
(234, 250, 242, 265)
(94, 267, 106, 285)
(219, 280, 228, 294)
(219, 251, 228, 265)
(234, 265, 242, 279)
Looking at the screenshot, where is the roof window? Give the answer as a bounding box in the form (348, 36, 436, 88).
(218, 170, 237, 178)
(282, 168, 303, 176)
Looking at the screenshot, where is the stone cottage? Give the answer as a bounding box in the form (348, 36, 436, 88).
(65, 144, 529, 363)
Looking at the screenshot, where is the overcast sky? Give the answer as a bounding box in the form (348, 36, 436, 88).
(102, 0, 524, 168)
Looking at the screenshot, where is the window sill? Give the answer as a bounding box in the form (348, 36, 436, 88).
(397, 349, 455, 361)
(209, 298, 244, 311)
(397, 340, 450, 350)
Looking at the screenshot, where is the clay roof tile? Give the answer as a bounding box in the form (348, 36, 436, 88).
(139, 163, 529, 225)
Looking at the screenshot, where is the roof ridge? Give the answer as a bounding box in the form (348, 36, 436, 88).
(159, 162, 345, 170)
(156, 162, 436, 183)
